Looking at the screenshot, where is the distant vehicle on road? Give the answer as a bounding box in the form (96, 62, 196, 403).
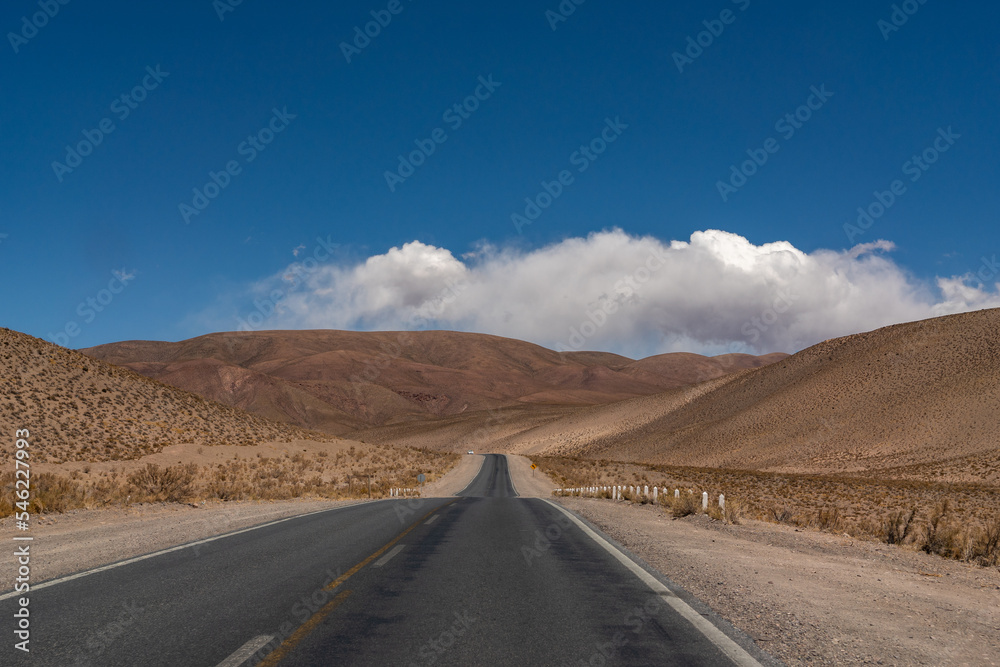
(467, 450, 474, 454)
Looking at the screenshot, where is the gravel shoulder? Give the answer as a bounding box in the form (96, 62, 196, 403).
(0, 497, 370, 588)
(507, 453, 557, 497)
(421, 453, 484, 496)
(0, 453, 490, 590)
(557, 497, 1000, 667)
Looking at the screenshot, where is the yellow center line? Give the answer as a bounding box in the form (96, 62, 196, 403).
(258, 499, 457, 666)
(256, 590, 353, 667)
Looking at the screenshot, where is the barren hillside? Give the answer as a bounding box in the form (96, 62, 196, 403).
(0, 328, 325, 463)
(502, 309, 1000, 484)
(83, 330, 785, 433)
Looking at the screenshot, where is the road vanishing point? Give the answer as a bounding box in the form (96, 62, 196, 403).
(1, 455, 775, 666)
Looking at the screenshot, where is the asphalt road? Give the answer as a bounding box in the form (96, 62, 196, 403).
(1, 455, 773, 666)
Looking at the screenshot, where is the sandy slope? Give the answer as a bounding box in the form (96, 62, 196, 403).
(504, 308, 1000, 484)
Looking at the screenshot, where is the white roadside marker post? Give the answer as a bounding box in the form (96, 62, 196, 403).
(702, 491, 708, 511)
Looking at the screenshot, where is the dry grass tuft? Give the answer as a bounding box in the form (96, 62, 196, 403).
(670, 492, 701, 518)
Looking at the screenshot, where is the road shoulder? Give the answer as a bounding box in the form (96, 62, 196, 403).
(0, 498, 369, 586)
(421, 453, 484, 496)
(556, 497, 1000, 667)
(506, 453, 556, 497)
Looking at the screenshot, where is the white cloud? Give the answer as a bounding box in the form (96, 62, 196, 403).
(232, 229, 1000, 357)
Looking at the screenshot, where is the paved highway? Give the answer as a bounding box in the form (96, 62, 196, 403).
(1, 455, 773, 666)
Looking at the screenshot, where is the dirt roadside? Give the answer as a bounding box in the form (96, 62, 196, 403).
(0, 451, 486, 588)
(420, 453, 483, 496)
(556, 497, 1000, 667)
(506, 453, 557, 497)
(0, 498, 375, 588)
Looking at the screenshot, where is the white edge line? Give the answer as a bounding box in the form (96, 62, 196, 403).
(0, 501, 375, 601)
(454, 454, 487, 497)
(505, 455, 520, 497)
(215, 634, 275, 667)
(541, 499, 763, 667)
(372, 544, 406, 568)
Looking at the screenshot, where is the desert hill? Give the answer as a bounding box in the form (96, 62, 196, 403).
(496, 308, 1000, 484)
(0, 328, 327, 463)
(82, 330, 786, 433)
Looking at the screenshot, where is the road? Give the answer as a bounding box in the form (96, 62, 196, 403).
(1, 455, 772, 666)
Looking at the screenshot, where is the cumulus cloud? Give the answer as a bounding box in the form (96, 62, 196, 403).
(232, 229, 1000, 357)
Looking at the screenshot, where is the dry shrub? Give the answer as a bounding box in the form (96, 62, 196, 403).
(815, 507, 842, 531)
(920, 500, 959, 556)
(883, 508, 918, 545)
(0, 472, 91, 515)
(724, 498, 745, 525)
(127, 463, 196, 502)
(671, 492, 700, 518)
(30, 473, 88, 513)
(968, 516, 1000, 567)
(768, 504, 794, 524)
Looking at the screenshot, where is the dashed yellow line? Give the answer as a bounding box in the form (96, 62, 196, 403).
(258, 499, 455, 665)
(256, 590, 353, 667)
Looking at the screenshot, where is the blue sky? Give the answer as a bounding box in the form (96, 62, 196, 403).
(2, 1, 998, 356)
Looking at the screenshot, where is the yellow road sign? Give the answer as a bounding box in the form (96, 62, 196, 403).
(530, 464, 537, 470)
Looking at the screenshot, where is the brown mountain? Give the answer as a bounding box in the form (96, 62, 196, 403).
(0, 328, 326, 464)
(82, 330, 787, 434)
(494, 308, 1000, 484)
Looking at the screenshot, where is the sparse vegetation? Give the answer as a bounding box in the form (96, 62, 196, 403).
(0, 443, 457, 516)
(670, 492, 700, 518)
(537, 455, 1000, 569)
(0, 328, 326, 464)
